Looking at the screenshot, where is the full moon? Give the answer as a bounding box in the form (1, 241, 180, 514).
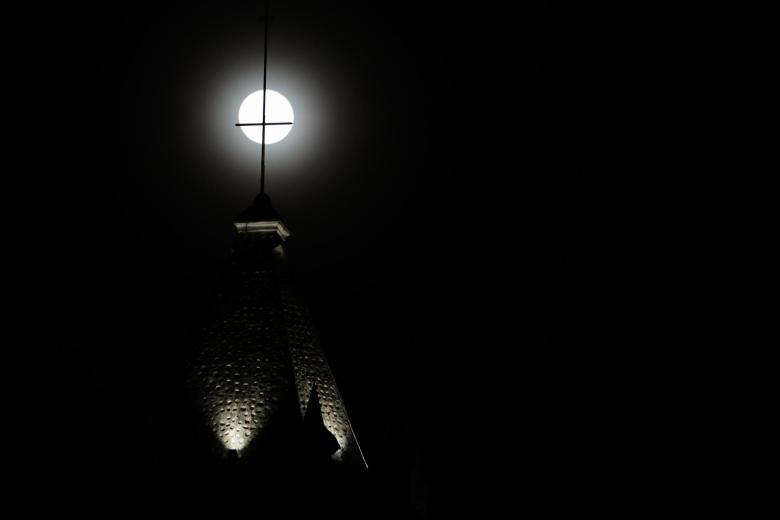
(238, 89, 294, 144)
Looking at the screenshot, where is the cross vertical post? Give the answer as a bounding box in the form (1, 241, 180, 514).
(260, 8, 269, 195)
(234, 3, 293, 194)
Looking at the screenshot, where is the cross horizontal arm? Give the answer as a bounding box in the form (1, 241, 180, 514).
(235, 122, 293, 126)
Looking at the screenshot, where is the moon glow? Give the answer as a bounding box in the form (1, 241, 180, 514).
(238, 89, 294, 144)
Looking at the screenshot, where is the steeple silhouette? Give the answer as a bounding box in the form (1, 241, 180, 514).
(301, 388, 341, 461)
(183, 0, 365, 475)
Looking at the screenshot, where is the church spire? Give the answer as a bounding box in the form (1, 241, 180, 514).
(187, 4, 365, 468)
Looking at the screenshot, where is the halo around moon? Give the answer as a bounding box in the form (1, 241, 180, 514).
(238, 89, 294, 144)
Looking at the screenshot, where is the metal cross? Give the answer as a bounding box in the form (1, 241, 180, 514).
(234, 10, 291, 195)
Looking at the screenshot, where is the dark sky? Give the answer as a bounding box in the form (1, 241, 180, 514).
(4, 0, 643, 515)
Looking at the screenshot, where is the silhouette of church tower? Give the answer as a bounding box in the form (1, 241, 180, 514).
(186, 11, 365, 468)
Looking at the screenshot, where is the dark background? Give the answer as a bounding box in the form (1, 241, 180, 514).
(4, 0, 648, 516)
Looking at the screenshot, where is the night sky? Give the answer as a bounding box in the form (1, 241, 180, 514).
(5, 1, 642, 516)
